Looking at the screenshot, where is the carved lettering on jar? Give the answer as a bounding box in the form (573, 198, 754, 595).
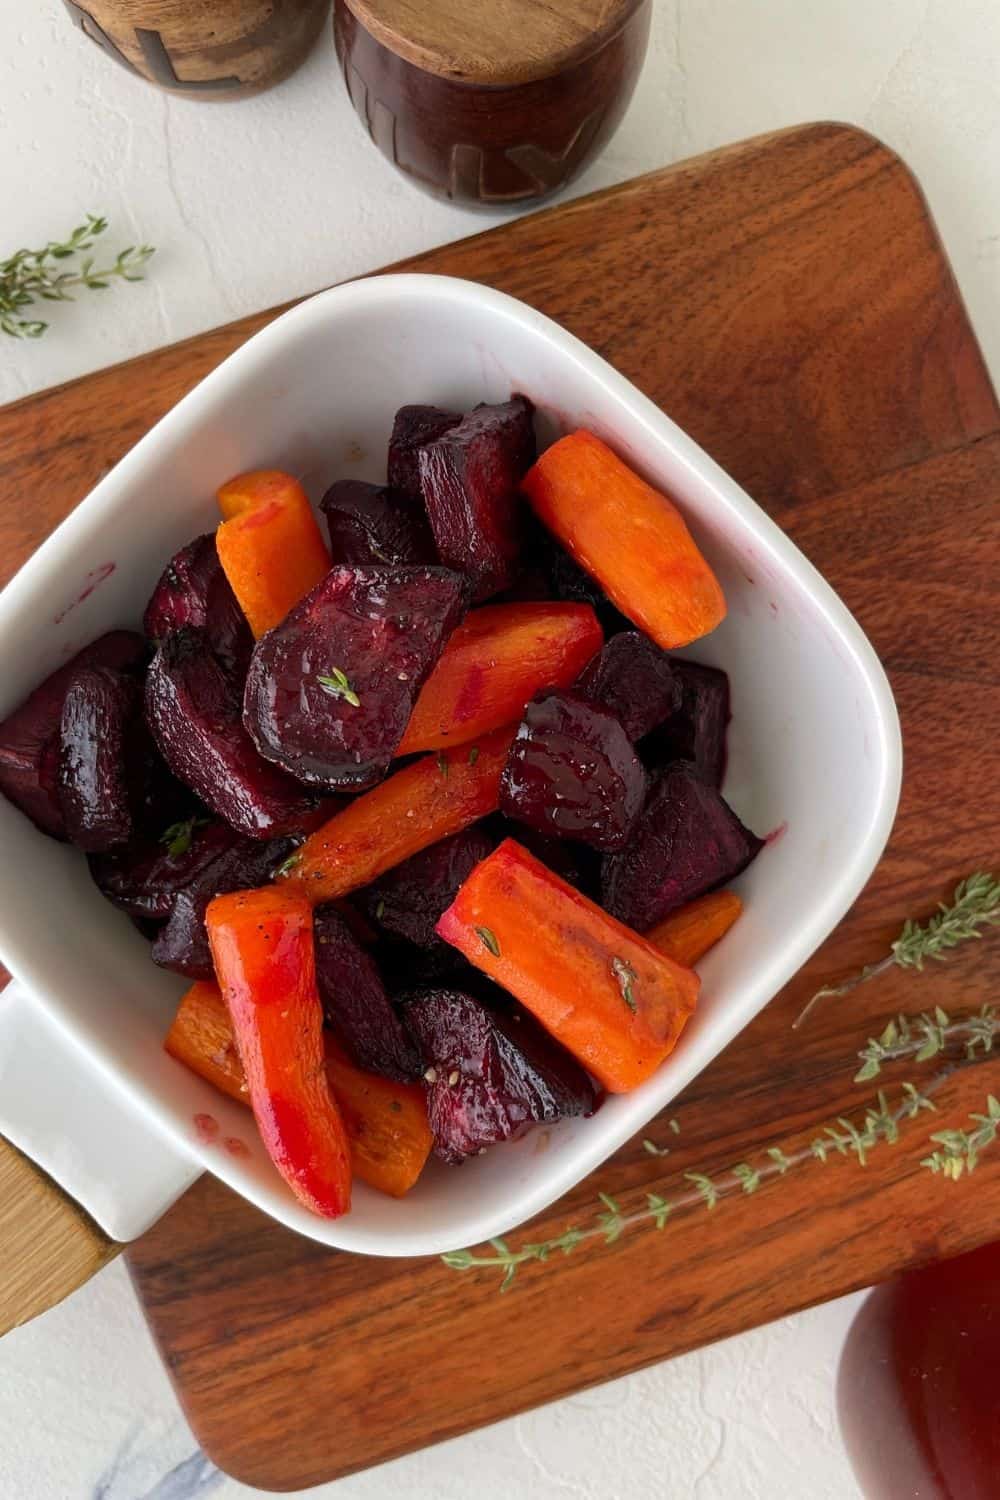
(61, 0, 326, 97)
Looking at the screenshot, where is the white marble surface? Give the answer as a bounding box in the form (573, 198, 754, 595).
(2, 0, 997, 1495)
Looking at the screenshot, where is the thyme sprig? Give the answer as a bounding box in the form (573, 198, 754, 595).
(442, 1078, 936, 1289)
(1, 215, 154, 339)
(922, 1095, 1000, 1181)
(795, 873, 1000, 1027)
(854, 1004, 1000, 1082)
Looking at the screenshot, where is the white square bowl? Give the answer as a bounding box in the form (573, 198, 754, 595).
(0, 274, 901, 1256)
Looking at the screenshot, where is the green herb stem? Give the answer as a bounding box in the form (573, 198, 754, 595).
(1, 215, 154, 339)
(795, 873, 999, 1028)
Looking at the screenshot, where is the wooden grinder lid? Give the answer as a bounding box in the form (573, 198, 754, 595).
(343, 0, 645, 86)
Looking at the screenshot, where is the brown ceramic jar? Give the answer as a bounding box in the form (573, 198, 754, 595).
(62, 0, 329, 98)
(333, 0, 651, 208)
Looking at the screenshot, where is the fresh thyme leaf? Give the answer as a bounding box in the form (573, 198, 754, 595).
(374, 898, 386, 921)
(274, 850, 302, 878)
(1, 215, 155, 339)
(316, 667, 361, 707)
(436, 751, 449, 779)
(610, 956, 637, 1012)
(475, 926, 501, 957)
(467, 746, 480, 766)
(160, 816, 208, 858)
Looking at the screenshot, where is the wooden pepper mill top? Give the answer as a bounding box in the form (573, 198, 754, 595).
(342, 0, 646, 86)
(335, 0, 651, 206)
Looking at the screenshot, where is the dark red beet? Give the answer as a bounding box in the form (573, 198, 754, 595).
(643, 660, 730, 787)
(359, 826, 495, 949)
(387, 403, 462, 501)
(500, 691, 646, 852)
(575, 631, 681, 743)
(89, 818, 242, 919)
(602, 761, 763, 930)
(146, 628, 322, 840)
(546, 544, 631, 634)
(402, 989, 596, 1163)
(0, 631, 145, 839)
(242, 564, 470, 791)
(489, 817, 601, 897)
(313, 905, 423, 1082)
(151, 835, 298, 980)
(143, 533, 252, 679)
(418, 395, 535, 601)
(320, 480, 437, 567)
(58, 667, 139, 852)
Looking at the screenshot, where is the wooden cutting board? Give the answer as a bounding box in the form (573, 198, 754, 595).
(3, 123, 999, 1491)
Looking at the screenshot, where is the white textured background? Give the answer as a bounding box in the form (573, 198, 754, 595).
(3, 1, 998, 1495)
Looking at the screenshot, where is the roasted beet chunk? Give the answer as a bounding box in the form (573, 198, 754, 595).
(402, 989, 596, 1163)
(0, 630, 145, 839)
(313, 905, 423, 1082)
(320, 480, 437, 567)
(418, 395, 535, 601)
(89, 817, 241, 919)
(546, 544, 631, 634)
(146, 628, 321, 840)
(143, 533, 252, 679)
(387, 404, 462, 500)
(58, 667, 139, 851)
(602, 761, 762, 930)
(151, 835, 297, 980)
(643, 660, 730, 787)
(489, 817, 601, 898)
(575, 631, 681, 743)
(500, 691, 646, 852)
(359, 826, 495, 950)
(243, 564, 470, 791)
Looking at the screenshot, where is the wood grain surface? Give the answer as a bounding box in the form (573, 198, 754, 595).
(0, 1140, 121, 1336)
(1, 123, 998, 1489)
(62, 0, 328, 98)
(342, 0, 644, 84)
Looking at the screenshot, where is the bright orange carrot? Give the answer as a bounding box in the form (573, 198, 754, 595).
(206, 887, 351, 1217)
(166, 980, 432, 1198)
(436, 838, 699, 1093)
(522, 431, 726, 649)
(279, 726, 512, 905)
(646, 890, 743, 967)
(397, 602, 602, 755)
(215, 470, 330, 638)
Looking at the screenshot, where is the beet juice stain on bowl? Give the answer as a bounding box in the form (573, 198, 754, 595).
(53, 562, 116, 625)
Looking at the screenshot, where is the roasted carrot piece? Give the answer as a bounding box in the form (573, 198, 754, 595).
(646, 890, 743, 967)
(215, 470, 330, 638)
(280, 726, 512, 905)
(436, 838, 699, 1093)
(521, 431, 726, 649)
(206, 887, 352, 1217)
(165, 980, 432, 1198)
(397, 602, 603, 755)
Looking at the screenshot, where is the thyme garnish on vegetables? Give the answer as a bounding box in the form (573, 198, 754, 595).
(611, 956, 637, 1012)
(795, 873, 1000, 1027)
(1, 215, 154, 339)
(317, 668, 361, 707)
(475, 926, 501, 957)
(160, 816, 209, 858)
